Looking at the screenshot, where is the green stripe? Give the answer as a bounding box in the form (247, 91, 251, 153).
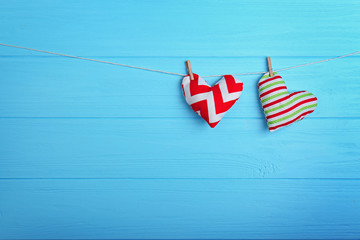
(260, 72, 278, 80)
(264, 93, 314, 114)
(268, 103, 318, 125)
(261, 91, 288, 104)
(259, 80, 285, 93)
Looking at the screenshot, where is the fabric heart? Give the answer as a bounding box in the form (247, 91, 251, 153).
(182, 73, 243, 128)
(258, 72, 318, 132)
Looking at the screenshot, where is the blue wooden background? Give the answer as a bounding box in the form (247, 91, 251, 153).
(0, 0, 360, 239)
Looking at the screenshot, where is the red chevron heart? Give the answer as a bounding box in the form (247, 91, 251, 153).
(182, 74, 243, 128)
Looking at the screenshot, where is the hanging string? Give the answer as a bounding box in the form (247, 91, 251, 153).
(201, 51, 360, 77)
(1, 43, 359, 78)
(0, 43, 185, 77)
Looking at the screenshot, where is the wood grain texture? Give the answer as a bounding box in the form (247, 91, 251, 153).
(1, 0, 359, 56)
(0, 118, 359, 179)
(0, 0, 360, 239)
(0, 179, 359, 239)
(0, 57, 359, 118)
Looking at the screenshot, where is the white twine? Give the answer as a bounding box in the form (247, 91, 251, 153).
(1, 43, 359, 78)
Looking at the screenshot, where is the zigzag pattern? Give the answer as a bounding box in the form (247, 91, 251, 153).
(182, 74, 243, 128)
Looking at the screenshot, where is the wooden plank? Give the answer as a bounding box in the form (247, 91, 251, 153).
(0, 1, 359, 239)
(0, 0, 359, 57)
(0, 179, 359, 239)
(0, 118, 359, 178)
(0, 56, 359, 118)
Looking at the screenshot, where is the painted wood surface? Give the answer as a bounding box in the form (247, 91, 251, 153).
(0, 0, 359, 239)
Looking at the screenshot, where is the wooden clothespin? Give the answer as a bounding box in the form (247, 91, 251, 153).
(185, 60, 194, 80)
(267, 56, 273, 77)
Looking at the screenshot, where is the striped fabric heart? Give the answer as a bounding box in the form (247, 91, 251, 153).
(182, 73, 243, 128)
(258, 72, 318, 132)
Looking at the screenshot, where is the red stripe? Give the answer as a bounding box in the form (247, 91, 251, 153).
(209, 121, 220, 128)
(191, 100, 209, 124)
(189, 74, 211, 96)
(268, 110, 315, 131)
(212, 84, 238, 114)
(258, 75, 282, 88)
(191, 100, 220, 128)
(224, 75, 243, 93)
(262, 91, 306, 109)
(260, 86, 287, 98)
(266, 97, 318, 119)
